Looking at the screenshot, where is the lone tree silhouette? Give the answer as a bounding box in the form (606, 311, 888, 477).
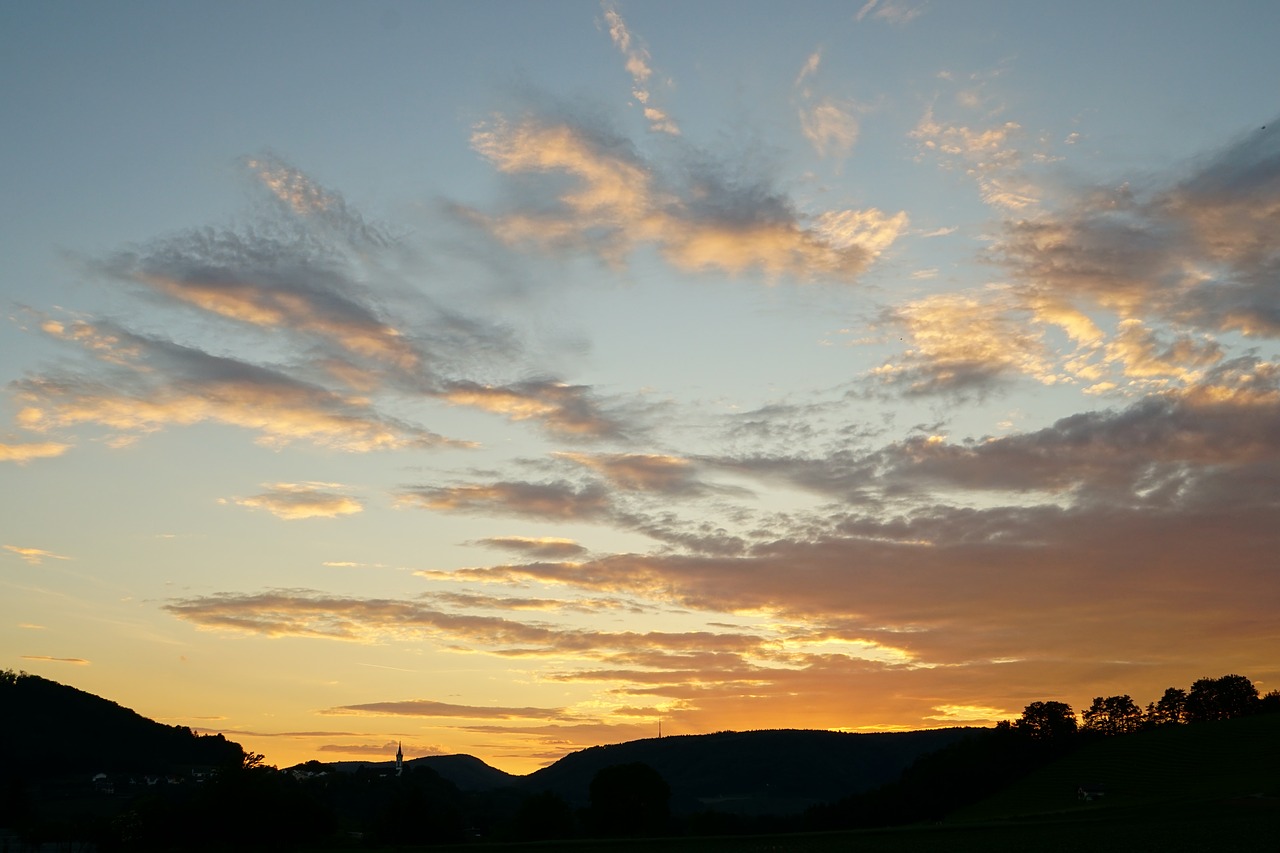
(1016, 701, 1078, 740)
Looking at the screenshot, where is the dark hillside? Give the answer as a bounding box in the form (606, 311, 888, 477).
(520, 727, 975, 815)
(0, 670, 243, 779)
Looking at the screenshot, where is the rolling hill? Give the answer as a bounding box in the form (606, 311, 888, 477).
(0, 670, 244, 779)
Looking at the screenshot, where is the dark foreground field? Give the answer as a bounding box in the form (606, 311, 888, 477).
(406, 798, 1277, 853)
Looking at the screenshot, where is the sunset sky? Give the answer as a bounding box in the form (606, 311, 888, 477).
(4, 1, 1279, 774)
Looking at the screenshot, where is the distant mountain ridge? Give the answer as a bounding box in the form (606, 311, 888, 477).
(326, 727, 977, 815)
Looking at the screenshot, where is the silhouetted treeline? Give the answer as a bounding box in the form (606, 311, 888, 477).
(809, 672, 1278, 832)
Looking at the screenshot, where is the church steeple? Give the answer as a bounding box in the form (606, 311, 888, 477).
(395, 741, 403, 776)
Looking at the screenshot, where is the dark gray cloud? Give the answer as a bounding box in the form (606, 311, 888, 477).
(397, 480, 612, 521)
(322, 700, 571, 720)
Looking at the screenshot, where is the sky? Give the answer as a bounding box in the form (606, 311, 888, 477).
(3, 0, 1279, 775)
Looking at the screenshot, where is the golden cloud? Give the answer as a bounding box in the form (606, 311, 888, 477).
(232, 482, 364, 521)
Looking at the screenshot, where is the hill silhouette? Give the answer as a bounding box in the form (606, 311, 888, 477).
(0, 670, 244, 779)
(407, 753, 520, 791)
(306, 728, 976, 816)
(515, 727, 975, 815)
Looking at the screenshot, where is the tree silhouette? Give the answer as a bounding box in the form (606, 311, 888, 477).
(1185, 674, 1259, 722)
(1016, 701, 1077, 740)
(1146, 686, 1187, 726)
(1082, 695, 1143, 735)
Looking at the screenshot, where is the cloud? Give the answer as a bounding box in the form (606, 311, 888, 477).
(855, 0, 923, 25)
(0, 441, 70, 463)
(323, 699, 571, 720)
(423, 589, 649, 615)
(601, 2, 679, 135)
(316, 741, 447, 757)
(800, 101, 861, 160)
(4, 545, 72, 565)
(466, 115, 905, 281)
(793, 50, 861, 161)
(231, 482, 364, 521)
(871, 288, 1058, 395)
(20, 655, 89, 665)
(398, 480, 612, 522)
(912, 107, 1039, 210)
(19, 322, 464, 452)
(995, 122, 1280, 338)
(441, 494, 1279, 674)
(554, 451, 717, 495)
(441, 379, 627, 439)
(163, 589, 772, 663)
(472, 536, 588, 559)
(243, 153, 393, 247)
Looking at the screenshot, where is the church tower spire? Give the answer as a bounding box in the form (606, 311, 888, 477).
(395, 741, 403, 776)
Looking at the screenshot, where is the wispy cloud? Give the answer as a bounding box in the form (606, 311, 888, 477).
(601, 2, 680, 135)
(855, 0, 924, 25)
(794, 49, 861, 161)
(20, 655, 90, 665)
(317, 741, 447, 757)
(323, 699, 572, 720)
(4, 545, 72, 565)
(912, 107, 1038, 210)
(554, 451, 730, 496)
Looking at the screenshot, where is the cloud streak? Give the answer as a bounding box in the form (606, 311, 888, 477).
(5, 545, 72, 565)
